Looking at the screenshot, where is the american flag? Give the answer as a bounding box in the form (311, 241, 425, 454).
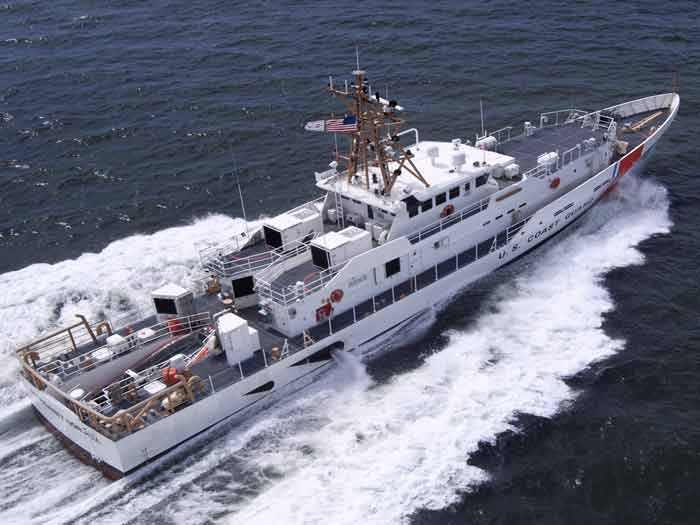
(326, 115, 357, 133)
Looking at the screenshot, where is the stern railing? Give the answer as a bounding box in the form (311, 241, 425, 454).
(24, 312, 211, 382)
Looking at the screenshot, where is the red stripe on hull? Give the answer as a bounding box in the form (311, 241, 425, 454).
(618, 143, 644, 177)
(604, 142, 645, 197)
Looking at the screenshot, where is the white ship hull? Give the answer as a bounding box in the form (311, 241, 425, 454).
(19, 92, 678, 478)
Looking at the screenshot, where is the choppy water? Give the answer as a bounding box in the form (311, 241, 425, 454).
(1, 1, 699, 524)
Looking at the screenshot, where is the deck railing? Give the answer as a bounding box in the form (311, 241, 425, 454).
(397, 127, 419, 147)
(255, 261, 347, 306)
(203, 236, 315, 280)
(407, 195, 491, 244)
(197, 229, 262, 272)
(18, 308, 306, 440)
(475, 126, 515, 150)
(29, 312, 212, 381)
(17, 312, 216, 439)
(198, 197, 325, 279)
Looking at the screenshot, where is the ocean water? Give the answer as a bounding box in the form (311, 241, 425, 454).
(1, 1, 699, 524)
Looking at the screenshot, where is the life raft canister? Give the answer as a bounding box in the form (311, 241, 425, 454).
(440, 204, 455, 218)
(330, 289, 344, 303)
(549, 177, 561, 189)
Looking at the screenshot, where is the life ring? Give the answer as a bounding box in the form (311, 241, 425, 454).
(330, 289, 344, 303)
(440, 204, 455, 218)
(549, 177, 561, 189)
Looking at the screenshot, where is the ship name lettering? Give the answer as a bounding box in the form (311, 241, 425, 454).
(38, 394, 100, 444)
(348, 274, 368, 288)
(527, 220, 560, 243)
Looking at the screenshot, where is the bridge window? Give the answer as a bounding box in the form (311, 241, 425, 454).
(435, 192, 447, 205)
(402, 196, 420, 218)
(476, 174, 489, 187)
(421, 199, 433, 212)
(449, 186, 460, 199)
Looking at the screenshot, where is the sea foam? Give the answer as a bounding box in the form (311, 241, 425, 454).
(0, 177, 671, 524)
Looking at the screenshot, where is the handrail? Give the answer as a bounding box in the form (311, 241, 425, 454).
(22, 360, 205, 439)
(539, 108, 588, 128)
(30, 312, 212, 380)
(202, 232, 320, 279)
(255, 261, 347, 306)
(407, 195, 491, 244)
(200, 198, 326, 279)
(476, 126, 514, 148)
(397, 127, 419, 147)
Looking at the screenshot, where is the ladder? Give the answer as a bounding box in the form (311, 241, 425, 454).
(333, 189, 345, 229)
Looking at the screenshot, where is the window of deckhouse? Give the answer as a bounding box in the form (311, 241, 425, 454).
(476, 174, 489, 187)
(402, 196, 420, 218)
(385, 257, 401, 278)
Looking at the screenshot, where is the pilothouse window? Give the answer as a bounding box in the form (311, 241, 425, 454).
(435, 192, 447, 205)
(402, 196, 420, 218)
(476, 174, 489, 187)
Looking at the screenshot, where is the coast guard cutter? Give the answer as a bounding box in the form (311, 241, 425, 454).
(16, 68, 679, 477)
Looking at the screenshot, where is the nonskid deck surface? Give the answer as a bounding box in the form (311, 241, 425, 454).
(44, 293, 301, 420)
(498, 121, 606, 173)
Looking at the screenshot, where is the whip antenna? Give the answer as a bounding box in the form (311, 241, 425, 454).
(232, 153, 249, 236)
(480, 98, 485, 137)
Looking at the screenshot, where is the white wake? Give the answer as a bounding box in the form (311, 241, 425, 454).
(0, 176, 670, 524)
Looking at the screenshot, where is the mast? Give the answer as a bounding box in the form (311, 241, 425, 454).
(325, 69, 428, 195)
